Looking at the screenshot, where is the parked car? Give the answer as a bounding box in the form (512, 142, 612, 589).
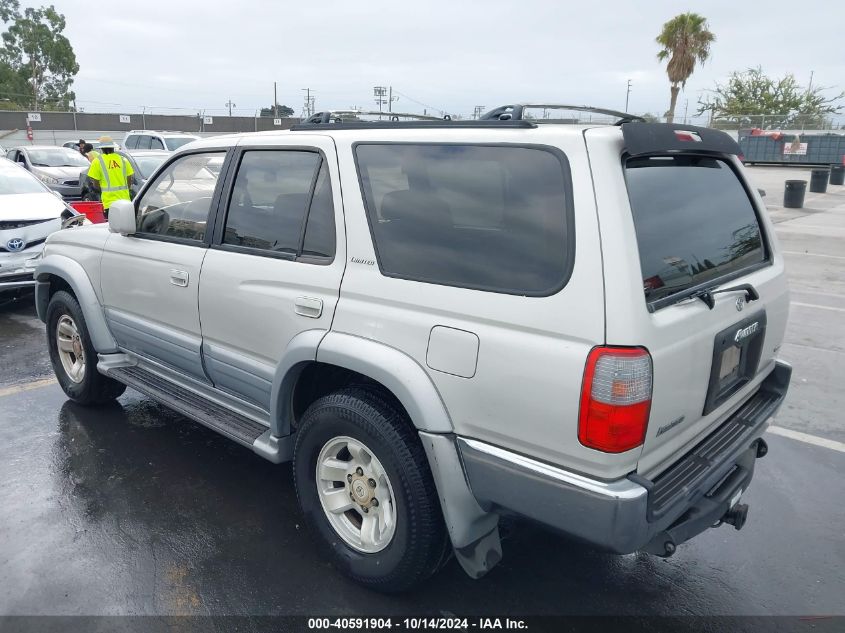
(122, 130, 200, 152)
(5, 146, 89, 200)
(80, 149, 170, 201)
(35, 104, 791, 592)
(0, 158, 85, 292)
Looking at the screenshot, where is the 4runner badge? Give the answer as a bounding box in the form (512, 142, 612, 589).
(734, 322, 759, 343)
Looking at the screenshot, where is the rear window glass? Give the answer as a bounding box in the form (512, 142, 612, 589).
(624, 155, 766, 304)
(355, 144, 572, 295)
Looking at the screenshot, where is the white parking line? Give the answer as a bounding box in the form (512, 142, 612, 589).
(0, 377, 57, 398)
(783, 250, 845, 261)
(768, 426, 845, 453)
(790, 301, 845, 313)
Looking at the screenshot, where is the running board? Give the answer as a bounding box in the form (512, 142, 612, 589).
(106, 364, 292, 462)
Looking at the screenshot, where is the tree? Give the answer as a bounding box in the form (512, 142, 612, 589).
(0, 0, 79, 110)
(259, 104, 294, 117)
(656, 12, 715, 124)
(697, 67, 843, 129)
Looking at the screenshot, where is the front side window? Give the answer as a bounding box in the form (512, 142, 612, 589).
(222, 150, 335, 260)
(624, 155, 766, 306)
(136, 151, 225, 241)
(355, 144, 572, 295)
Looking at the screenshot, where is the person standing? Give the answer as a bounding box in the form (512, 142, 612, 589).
(77, 139, 87, 154)
(86, 136, 133, 216)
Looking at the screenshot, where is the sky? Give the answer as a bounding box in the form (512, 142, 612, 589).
(28, 0, 845, 121)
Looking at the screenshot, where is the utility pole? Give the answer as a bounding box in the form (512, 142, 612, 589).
(808, 70, 814, 93)
(225, 98, 236, 116)
(683, 99, 689, 124)
(274, 82, 278, 118)
(301, 88, 314, 118)
(473, 105, 485, 120)
(625, 79, 632, 112)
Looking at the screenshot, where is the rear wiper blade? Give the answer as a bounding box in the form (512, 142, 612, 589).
(690, 283, 760, 310)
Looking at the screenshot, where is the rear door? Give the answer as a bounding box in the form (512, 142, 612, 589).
(197, 135, 344, 410)
(586, 126, 789, 478)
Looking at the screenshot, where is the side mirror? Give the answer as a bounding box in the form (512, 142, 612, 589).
(108, 199, 137, 235)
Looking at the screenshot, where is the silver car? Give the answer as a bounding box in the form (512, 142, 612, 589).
(0, 158, 85, 292)
(5, 146, 90, 200)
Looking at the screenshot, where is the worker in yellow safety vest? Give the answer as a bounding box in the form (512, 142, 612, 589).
(86, 136, 133, 215)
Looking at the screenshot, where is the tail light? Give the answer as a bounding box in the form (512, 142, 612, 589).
(578, 347, 652, 453)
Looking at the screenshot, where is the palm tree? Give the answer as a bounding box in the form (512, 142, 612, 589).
(656, 13, 715, 124)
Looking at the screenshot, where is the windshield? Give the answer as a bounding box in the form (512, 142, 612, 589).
(0, 166, 49, 194)
(625, 155, 766, 304)
(28, 148, 89, 168)
(133, 155, 168, 179)
(164, 137, 198, 151)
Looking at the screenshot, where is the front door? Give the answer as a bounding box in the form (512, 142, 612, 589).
(100, 149, 228, 382)
(197, 135, 345, 410)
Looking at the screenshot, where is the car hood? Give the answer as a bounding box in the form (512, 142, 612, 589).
(0, 193, 67, 221)
(32, 166, 85, 179)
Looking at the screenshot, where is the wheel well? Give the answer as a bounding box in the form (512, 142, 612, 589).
(291, 362, 411, 430)
(46, 274, 74, 301)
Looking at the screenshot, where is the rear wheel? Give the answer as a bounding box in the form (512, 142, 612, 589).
(293, 387, 448, 592)
(46, 290, 126, 405)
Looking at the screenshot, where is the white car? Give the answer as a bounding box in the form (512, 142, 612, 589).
(0, 159, 85, 292)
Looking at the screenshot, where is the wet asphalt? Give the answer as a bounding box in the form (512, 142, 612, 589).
(1, 168, 845, 620)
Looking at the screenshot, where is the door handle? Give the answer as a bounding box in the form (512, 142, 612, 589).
(295, 296, 323, 318)
(169, 269, 189, 287)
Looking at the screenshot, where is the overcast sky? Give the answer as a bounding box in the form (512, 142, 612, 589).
(40, 0, 845, 120)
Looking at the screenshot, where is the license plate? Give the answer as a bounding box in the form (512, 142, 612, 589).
(719, 345, 741, 382)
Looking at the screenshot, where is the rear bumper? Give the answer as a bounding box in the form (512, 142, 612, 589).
(457, 361, 791, 554)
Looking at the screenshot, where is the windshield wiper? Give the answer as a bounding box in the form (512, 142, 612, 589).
(690, 283, 760, 310)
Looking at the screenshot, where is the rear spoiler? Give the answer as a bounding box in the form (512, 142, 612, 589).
(621, 122, 741, 157)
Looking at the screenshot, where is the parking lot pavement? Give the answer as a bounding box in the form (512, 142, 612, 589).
(0, 380, 843, 616)
(0, 165, 843, 617)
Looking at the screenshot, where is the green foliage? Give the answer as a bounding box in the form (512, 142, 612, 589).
(698, 67, 843, 129)
(259, 104, 295, 117)
(655, 12, 715, 123)
(0, 1, 78, 110)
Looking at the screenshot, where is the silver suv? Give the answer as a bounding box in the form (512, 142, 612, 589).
(35, 104, 791, 591)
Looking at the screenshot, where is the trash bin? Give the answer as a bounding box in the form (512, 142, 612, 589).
(809, 168, 830, 193)
(783, 180, 807, 208)
(830, 164, 845, 186)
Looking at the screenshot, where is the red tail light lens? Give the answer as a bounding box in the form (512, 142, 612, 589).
(578, 346, 653, 453)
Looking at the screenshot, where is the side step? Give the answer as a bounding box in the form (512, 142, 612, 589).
(109, 365, 269, 447)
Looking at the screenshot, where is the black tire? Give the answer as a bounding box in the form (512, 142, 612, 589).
(293, 386, 449, 592)
(46, 290, 126, 405)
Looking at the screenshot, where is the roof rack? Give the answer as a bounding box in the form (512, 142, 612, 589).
(302, 110, 448, 124)
(290, 110, 537, 131)
(480, 103, 645, 125)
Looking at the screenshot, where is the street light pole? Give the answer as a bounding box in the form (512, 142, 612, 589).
(625, 79, 632, 112)
(225, 99, 236, 116)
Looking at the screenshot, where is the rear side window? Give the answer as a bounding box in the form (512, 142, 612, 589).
(222, 150, 335, 260)
(355, 144, 572, 295)
(625, 155, 766, 306)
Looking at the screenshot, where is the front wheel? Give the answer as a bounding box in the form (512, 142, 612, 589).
(293, 387, 449, 592)
(46, 290, 126, 405)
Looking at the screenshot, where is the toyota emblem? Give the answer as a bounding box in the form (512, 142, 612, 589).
(735, 297, 745, 312)
(6, 238, 26, 252)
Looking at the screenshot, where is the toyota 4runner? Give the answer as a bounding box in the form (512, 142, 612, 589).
(35, 104, 791, 592)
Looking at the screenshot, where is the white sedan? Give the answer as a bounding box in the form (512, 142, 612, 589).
(0, 158, 85, 292)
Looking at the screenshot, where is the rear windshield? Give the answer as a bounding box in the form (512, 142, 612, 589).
(624, 155, 766, 305)
(355, 143, 572, 295)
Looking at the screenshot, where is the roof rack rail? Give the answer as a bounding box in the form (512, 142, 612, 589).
(302, 110, 448, 124)
(480, 103, 645, 125)
(290, 111, 537, 131)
